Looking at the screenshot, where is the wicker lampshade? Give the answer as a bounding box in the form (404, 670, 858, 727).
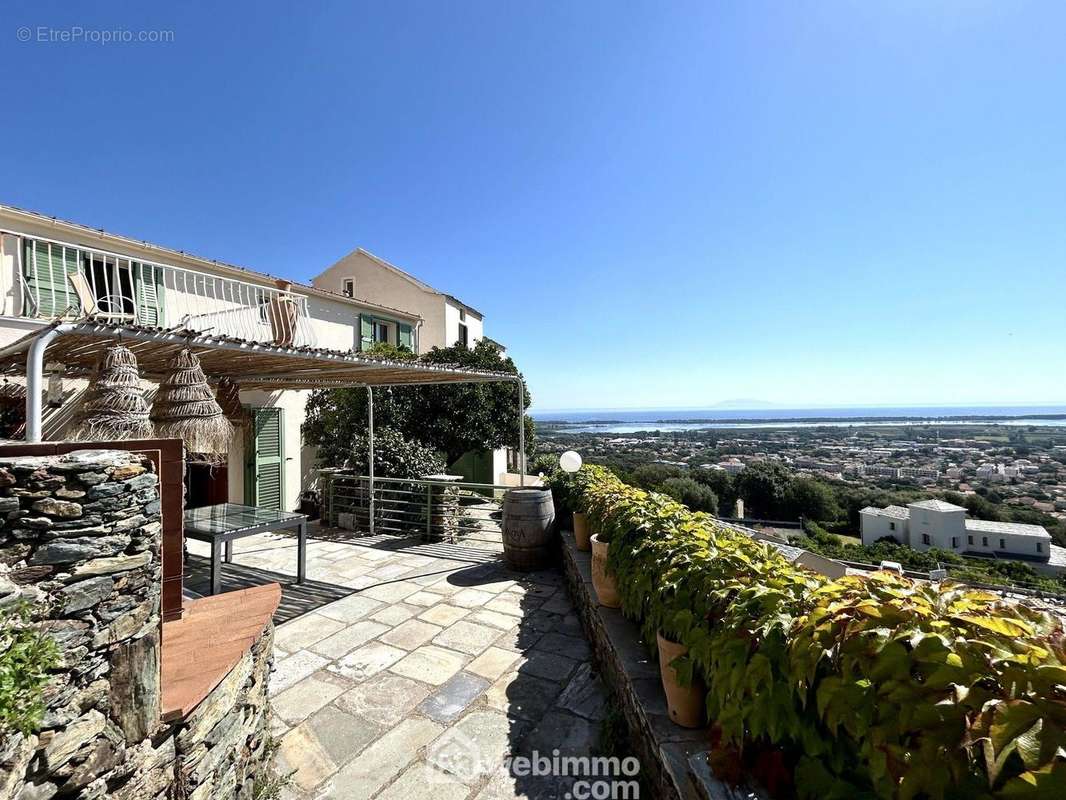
(216, 377, 248, 426)
(151, 348, 233, 460)
(71, 344, 154, 441)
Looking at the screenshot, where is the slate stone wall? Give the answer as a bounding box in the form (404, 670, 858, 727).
(0, 449, 274, 800)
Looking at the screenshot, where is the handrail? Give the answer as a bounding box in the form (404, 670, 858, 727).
(320, 472, 510, 543)
(6, 230, 316, 348)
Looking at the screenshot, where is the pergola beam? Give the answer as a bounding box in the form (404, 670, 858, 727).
(7, 323, 528, 488)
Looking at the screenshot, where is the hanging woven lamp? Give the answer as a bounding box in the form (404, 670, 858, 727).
(151, 348, 233, 460)
(216, 377, 248, 427)
(71, 344, 154, 441)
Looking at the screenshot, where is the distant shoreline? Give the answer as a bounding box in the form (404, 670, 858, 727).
(537, 413, 1066, 427)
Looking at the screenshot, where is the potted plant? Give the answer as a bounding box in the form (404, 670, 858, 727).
(268, 279, 299, 347)
(656, 630, 705, 728)
(590, 525, 621, 608)
(573, 510, 591, 550)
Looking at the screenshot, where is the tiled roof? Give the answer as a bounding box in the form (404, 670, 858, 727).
(909, 499, 966, 512)
(861, 505, 910, 519)
(964, 519, 1051, 539)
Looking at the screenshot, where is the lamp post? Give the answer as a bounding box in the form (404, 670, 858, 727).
(559, 450, 582, 473)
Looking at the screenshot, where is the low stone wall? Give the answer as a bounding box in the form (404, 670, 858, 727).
(560, 532, 755, 800)
(0, 449, 274, 800)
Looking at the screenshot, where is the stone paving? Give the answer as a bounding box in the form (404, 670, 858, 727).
(186, 529, 611, 799)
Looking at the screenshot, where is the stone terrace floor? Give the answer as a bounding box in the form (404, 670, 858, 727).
(185, 528, 611, 800)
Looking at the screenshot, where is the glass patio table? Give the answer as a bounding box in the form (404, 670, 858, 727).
(184, 503, 307, 595)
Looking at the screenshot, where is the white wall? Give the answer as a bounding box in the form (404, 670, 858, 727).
(859, 512, 906, 546)
(444, 301, 483, 349)
(965, 526, 1052, 559)
(909, 507, 966, 552)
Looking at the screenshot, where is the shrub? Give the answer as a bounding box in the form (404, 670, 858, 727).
(660, 477, 719, 514)
(0, 603, 59, 735)
(566, 465, 1066, 798)
(342, 427, 445, 480)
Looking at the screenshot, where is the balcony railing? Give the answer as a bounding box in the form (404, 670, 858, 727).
(7, 232, 317, 348)
(320, 473, 506, 545)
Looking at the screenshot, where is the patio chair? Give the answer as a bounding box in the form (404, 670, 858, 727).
(68, 272, 136, 324)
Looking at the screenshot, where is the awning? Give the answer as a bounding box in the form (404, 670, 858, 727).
(0, 321, 526, 481)
(0, 321, 517, 389)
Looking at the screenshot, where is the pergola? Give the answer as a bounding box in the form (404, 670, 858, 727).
(0, 321, 528, 491)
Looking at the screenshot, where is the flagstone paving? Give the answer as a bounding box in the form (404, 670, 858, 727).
(187, 529, 611, 799)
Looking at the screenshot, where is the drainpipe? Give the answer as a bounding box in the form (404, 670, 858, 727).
(25, 325, 73, 442)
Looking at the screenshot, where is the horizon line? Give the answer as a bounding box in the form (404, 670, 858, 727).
(531, 401, 1066, 414)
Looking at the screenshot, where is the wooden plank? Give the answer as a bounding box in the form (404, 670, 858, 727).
(160, 583, 281, 720)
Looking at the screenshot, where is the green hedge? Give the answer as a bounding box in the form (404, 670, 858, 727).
(550, 465, 1066, 799)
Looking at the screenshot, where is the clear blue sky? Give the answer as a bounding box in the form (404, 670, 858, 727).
(3, 1, 1064, 410)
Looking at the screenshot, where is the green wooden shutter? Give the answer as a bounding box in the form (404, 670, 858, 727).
(245, 407, 284, 510)
(359, 314, 374, 351)
(134, 263, 166, 327)
(23, 239, 80, 318)
(398, 323, 413, 351)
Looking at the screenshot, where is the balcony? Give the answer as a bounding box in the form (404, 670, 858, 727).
(8, 232, 317, 348)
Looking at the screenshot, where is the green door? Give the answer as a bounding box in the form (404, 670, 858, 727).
(245, 407, 284, 510)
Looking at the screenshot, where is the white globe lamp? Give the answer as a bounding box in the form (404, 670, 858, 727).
(559, 450, 582, 473)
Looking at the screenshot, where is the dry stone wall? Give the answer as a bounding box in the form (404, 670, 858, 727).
(0, 449, 274, 800)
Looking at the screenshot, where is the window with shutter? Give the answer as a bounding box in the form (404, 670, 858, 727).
(22, 239, 80, 318)
(135, 262, 166, 326)
(398, 323, 413, 352)
(359, 314, 374, 351)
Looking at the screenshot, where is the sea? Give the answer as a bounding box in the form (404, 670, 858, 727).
(532, 405, 1066, 434)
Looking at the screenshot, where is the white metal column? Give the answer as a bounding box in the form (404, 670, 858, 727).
(367, 386, 375, 535)
(24, 327, 68, 443)
(516, 378, 525, 487)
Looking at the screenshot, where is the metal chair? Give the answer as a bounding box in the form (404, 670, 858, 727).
(67, 272, 136, 323)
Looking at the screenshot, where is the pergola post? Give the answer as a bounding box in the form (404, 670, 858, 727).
(23, 326, 66, 443)
(367, 385, 375, 536)
(516, 378, 525, 487)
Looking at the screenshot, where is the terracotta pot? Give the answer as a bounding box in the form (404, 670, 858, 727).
(657, 632, 705, 728)
(590, 534, 621, 608)
(573, 512, 591, 551)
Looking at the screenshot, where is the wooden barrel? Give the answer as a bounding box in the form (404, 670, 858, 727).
(502, 489, 556, 571)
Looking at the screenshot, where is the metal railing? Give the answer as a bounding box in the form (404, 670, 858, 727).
(6, 231, 317, 348)
(320, 473, 507, 544)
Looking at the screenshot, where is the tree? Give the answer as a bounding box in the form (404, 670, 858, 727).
(734, 461, 792, 519)
(660, 477, 719, 514)
(304, 339, 533, 467)
(629, 463, 685, 490)
(783, 477, 840, 522)
(691, 467, 735, 509)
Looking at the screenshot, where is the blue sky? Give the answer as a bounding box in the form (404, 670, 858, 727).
(2, 1, 1064, 410)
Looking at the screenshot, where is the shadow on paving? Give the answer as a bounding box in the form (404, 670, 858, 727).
(428, 561, 625, 799)
(291, 528, 504, 565)
(183, 554, 352, 625)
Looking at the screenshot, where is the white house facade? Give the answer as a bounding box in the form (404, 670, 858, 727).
(312, 248, 484, 352)
(312, 247, 521, 485)
(859, 498, 1064, 574)
(0, 204, 424, 513)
